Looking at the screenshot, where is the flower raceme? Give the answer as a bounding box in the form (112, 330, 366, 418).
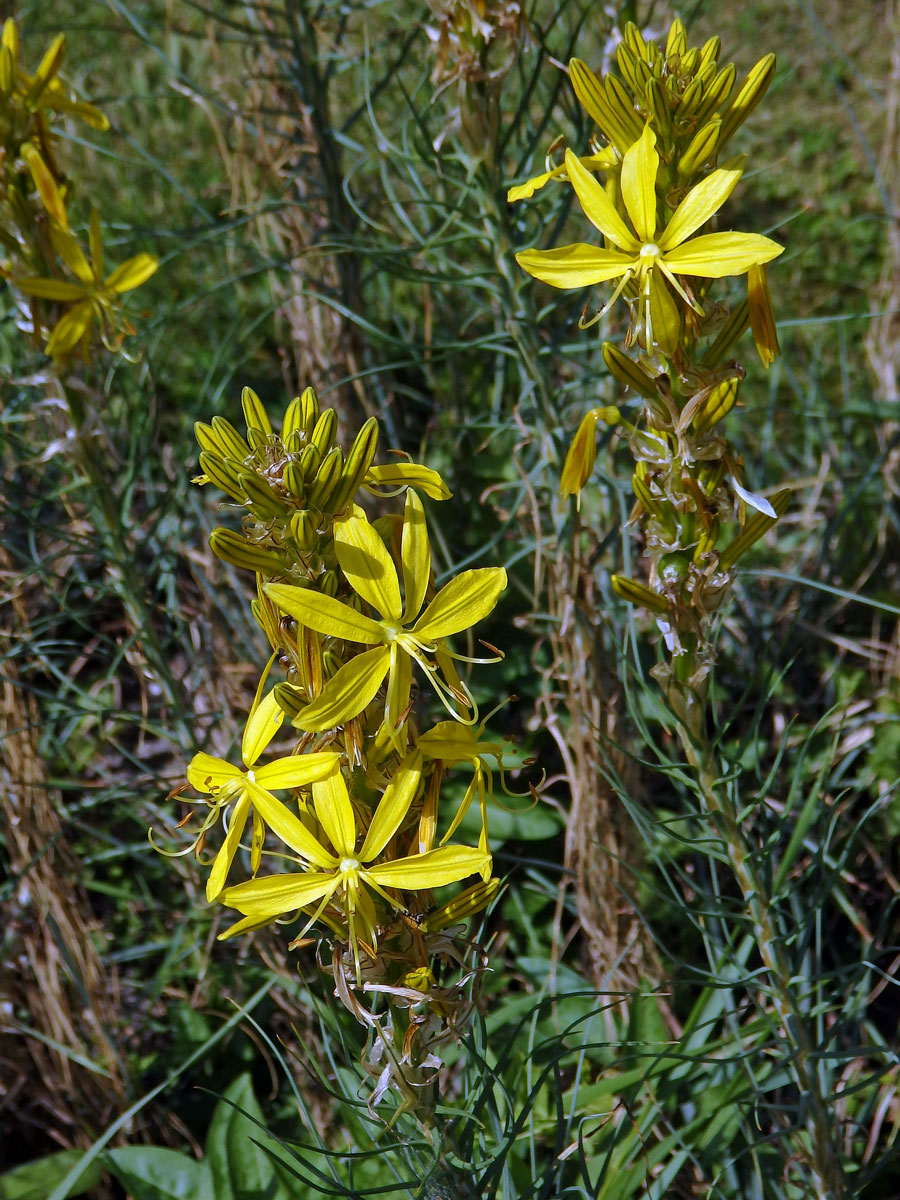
(514, 125, 783, 354)
(219, 751, 491, 974)
(265, 489, 507, 739)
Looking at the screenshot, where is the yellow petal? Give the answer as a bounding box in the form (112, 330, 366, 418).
(293, 646, 391, 732)
(50, 224, 93, 283)
(413, 567, 507, 642)
(748, 263, 780, 367)
(2, 19, 18, 64)
(647, 276, 682, 357)
(507, 149, 618, 203)
(265, 582, 384, 644)
(46, 93, 109, 130)
(253, 749, 340, 791)
(441, 772, 481, 845)
(560, 409, 598, 496)
(383, 642, 412, 742)
(619, 125, 658, 244)
(241, 660, 281, 766)
(515, 244, 634, 289)
(659, 167, 743, 252)
(104, 253, 158, 293)
(45, 300, 95, 357)
(366, 846, 490, 891)
(14, 275, 86, 301)
(364, 463, 451, 500)
(22, 144, 68, 229)
(222, 870, 339, 917)
(32, 33, 66, 92)
(565, 150, 639, 251)
(247, 783, 336, 867)
(359, 750, 423, 862)
(663, 232, 783, 277)
(334, 510, 402, 621)
(400, 488, 430, 622)
(187, 752, 242, 793)
(206, 792, 251, 902)
(312, 771, 356, 859)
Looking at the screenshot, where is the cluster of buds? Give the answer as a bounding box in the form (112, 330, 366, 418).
(160, 387, 516, 1107)
(0, 18, 157, 360)
(510, 19, 788, 729)
(426, 0, 530, 158)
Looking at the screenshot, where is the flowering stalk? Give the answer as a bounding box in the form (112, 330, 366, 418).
(159, 385, 513, 1112)
(510, 18, 845, 1195)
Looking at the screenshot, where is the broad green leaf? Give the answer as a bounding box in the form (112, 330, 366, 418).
(104, 1147, 212, 1200)
(414, 567, 506, 642)
(566, 150, 638, 251)
(334, 511, 401, 620)
(264, 583, 383, 644)
(0, 1151, 103, 1200)
(205, 1075, 290, 1200)
(515, 244, 633, 289)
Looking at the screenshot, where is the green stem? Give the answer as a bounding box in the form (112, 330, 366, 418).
(680, 729, 845, 1200)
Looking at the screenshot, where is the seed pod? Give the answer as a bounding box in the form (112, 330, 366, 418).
(283, 461, 306, 499)
(328, 415, 379, 512)
(308, 446, 344, 510)
(210, 415, 250, 462)
(209, 528, 288, 573)
(310, 408, 337, 456)
(197, 451, 245, 502)
(677, 119, 721, 178)
(241, 385, 272, 436)
(718, 488, 790, 570)
(238, 470, 286, 518)
(611, 574, 670, 614)
(718, 54, 776, 147)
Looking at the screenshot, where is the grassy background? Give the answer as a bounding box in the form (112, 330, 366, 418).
(2, 0, 898, 1196)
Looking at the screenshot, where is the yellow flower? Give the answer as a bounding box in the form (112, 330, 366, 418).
(265, 489, 507, 739)
(559, 405, 620, 499)
(182, 671, 341, 901)
(219, 752, 491, 975)
(13, 210, 158, 358)
(0, 20, 108, 131)
(515, 125, 783, 354)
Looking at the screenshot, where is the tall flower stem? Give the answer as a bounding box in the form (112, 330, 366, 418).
(679, 725, 845, 1200)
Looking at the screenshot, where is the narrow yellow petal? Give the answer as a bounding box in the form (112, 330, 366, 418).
(253, 749, 340, 791)
(265, 582, 384, 644)
(383, 642, 412, 742)
(565, 149, 639, 251)
(104, 253, 159, 293)
(293, 646, 391, 732)
(364, 463, 451, 500)
(241, 674, 282, 766)
(206, 793, 251, 902)
(50, 224, 93, 283)
(222, 870, 339, 917)
(334, 510, 402, 621)
(619, 125, 658, 244)
(22, 144, 68, 229)
(366, 846, 490, 891)
(45, 301, 95, 358)
(663, 232, 783, 277)
(312, 771, 356, 859)
(359, 750, 423, 862)
(247, 783, 337, 868)
(401, 488, 430, 622)
(560, 409, 599, 497)
(414, 567, 506, 642)
(14, 276, 86, 301)
(507, 149, 618, 203)
(659, 167, 743, 251)
(1, 19, 18, 63)
(186, 752, 242, 793)
(647, 275, 682, 356)
(515, 244, 634, 289)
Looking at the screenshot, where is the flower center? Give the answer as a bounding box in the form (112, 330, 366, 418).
(381, 620, 403, 642)
(245, 769, 256, 783)
(640, 243, 661, 262)
(340, 857, 360, 873)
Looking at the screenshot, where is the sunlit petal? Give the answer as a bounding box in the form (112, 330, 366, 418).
(312, 771, 356, 859)
(659, 166, 743, 251)
(515, 244, 634, 289)
(265, 583, 384, 644)
(335, 510, 402, 621)
(294, 646, 391, 732)
(414, 567, 507, 642)
(663, 232, 783, 277)
(565, 149, 639, 251)
(619, 125, 658, 244)
(359, 750, 423, 862)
